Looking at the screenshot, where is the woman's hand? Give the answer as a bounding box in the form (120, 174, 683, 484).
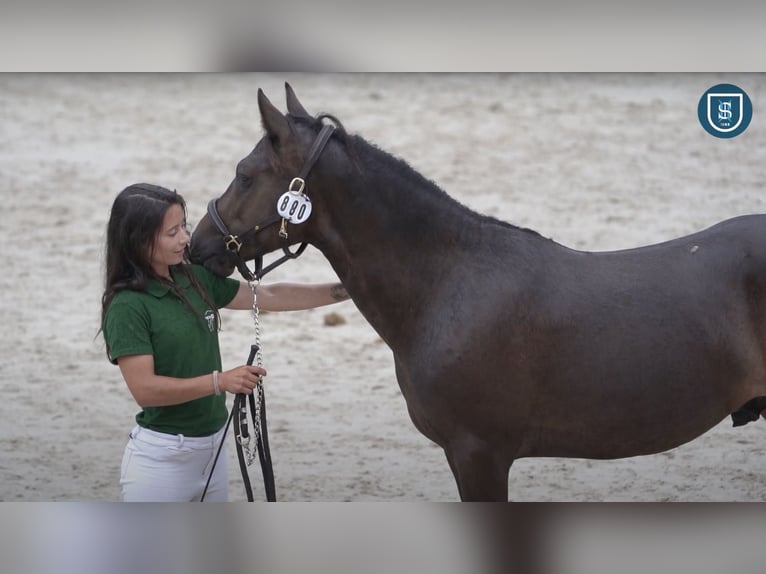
(220, 365, 267, 394)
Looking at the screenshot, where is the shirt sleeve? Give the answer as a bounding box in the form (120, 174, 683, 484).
(192, 265, 241, 308)
(103, 299, 154, 365)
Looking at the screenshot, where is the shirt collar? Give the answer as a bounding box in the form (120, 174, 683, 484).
(146, 267, 192, 298)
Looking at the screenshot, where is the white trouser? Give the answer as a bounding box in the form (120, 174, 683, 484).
(120, 424, 229, 502)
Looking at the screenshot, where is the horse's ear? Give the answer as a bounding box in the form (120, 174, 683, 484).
(257, 88, 291, 143)
(285, 82, 310, 118)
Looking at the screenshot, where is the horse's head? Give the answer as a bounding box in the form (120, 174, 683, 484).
(190, 83, 338, 278)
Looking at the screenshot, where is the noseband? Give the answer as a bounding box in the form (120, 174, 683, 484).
(206, 122, 336, 281)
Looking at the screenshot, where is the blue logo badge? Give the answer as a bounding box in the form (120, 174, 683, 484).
(698, 83, 753, 138)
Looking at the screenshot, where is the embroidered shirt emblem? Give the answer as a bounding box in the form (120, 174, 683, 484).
(204, 310, 216, 332)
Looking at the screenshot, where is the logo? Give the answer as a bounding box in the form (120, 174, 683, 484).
(204, 309, 216, 332)
(698, 83, 752, 138)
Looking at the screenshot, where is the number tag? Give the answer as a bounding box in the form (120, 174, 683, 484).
(276, 191, 312, 224)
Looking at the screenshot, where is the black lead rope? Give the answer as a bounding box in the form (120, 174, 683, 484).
(201, 344, 276, 502)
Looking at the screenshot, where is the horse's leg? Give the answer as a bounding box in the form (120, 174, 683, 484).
(445, 437, 511, 502)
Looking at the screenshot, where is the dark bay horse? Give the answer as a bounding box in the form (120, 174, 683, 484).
(190, 84, 766, 501)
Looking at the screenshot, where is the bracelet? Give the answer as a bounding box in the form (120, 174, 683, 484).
(212, 370, 221, 396)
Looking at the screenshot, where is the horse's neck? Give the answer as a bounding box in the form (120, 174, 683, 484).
(311, 165, 476, 347)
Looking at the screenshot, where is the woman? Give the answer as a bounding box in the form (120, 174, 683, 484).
(101, 183, 349, 501)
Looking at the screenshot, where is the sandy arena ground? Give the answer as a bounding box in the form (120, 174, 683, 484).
(0, 73, 764, 501)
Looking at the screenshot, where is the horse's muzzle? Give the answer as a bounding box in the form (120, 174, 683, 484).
(189, 236, 238, 277)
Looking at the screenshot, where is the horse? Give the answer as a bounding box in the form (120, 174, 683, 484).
(190, 83, 766, 501)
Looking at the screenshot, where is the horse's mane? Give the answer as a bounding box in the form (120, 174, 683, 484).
(294, 113, 542, 238)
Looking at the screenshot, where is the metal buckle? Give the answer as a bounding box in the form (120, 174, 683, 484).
(288, 177, 305, 194)
(225, 234, 243, 252)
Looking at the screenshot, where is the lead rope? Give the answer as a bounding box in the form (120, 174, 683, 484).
(249, 280, 276, 501)
(201, 279, 276, 502)
(242, 280, 263, 465)
(233, 279, 276, 501)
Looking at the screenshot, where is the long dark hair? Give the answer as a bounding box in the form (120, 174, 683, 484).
(100, 183, 221, 352)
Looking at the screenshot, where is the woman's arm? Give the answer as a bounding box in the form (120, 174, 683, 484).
(225, 281, 350, 312)
(118, 354, 266, 408)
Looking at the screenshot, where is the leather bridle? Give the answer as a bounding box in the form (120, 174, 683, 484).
(206, 122, 336, 281)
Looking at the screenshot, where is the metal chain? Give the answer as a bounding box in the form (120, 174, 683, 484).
(245, 279, 263, 465)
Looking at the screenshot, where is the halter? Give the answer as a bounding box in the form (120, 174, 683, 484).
(206, 122, 336, 281)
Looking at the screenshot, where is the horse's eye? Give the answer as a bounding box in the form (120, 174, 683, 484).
(237, 173, 253, 188)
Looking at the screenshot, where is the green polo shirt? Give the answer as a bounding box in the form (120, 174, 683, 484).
(103, 264, 240, 436)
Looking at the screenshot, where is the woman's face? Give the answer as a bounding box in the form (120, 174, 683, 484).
(150, 203, 190, 277)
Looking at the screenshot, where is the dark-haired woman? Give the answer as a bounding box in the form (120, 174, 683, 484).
(102, 183, 348, 501)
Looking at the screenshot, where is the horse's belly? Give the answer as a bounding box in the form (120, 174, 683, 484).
(515, 321, 761, 458)
(523, 403, 726, 459)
